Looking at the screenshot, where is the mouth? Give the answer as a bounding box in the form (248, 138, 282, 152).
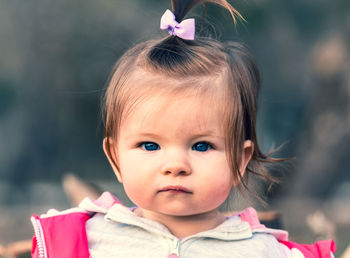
(158, 186, 192, 194)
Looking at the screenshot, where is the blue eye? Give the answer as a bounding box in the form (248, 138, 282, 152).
(140, 142, 160, 151)
(192, 142, 212, 152)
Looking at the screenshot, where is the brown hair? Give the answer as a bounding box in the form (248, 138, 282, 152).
(103, 0, 280, 200)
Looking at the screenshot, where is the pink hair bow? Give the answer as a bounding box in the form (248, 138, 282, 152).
(160, 9, 195, 40)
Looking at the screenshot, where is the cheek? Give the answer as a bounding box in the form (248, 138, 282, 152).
(205, 159, 233, 201)
(213, 177, 233, 199)
(199, 179, 232, 212)
(121, 175, 150, 207)
(118, 160, 156, 207)
(195, 177, 232, 207)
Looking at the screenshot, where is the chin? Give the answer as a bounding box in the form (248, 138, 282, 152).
(160, 208, 206, 217)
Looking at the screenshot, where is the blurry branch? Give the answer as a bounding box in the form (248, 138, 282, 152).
(62, 173, 101, 206)
(341, 244, 350, 258)
(306, 210, 336, 242)
(0, 239, 31, 258)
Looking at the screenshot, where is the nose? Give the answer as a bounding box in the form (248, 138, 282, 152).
(161, 149, 192, 176)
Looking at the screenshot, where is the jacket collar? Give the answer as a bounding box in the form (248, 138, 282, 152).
(104, 202, 253, 241)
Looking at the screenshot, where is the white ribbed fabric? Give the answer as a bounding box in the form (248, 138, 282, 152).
(86, 204, 286, 258)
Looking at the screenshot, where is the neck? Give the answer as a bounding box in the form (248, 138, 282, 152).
(134, 208, 226, 238)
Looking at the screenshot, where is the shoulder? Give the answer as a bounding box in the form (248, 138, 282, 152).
(236, 207, 337, 258)
(30, 191, 120, 258)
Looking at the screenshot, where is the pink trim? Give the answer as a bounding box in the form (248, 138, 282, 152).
(236, 207, 266, 230)
(280, 240, 336, 258)
(255, 228, 289, 241)
(92, 191, 121, 210)
(237, 207, 288, 241)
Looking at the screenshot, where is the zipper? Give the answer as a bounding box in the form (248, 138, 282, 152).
(30, 216, 47, 258)
(167, 239, 180, 258)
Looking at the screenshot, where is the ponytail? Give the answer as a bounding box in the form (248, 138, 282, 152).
(170, 0, 244, 24)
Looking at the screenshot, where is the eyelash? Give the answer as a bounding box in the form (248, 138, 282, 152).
(137, 141, 214, 152)
(138, 142, 160, 151)
(191, 141, 213, 152)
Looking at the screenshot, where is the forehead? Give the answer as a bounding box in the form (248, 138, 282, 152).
(120, 91, 224, 136)
(125, 93, 220, 122)
(124, 69, 225, 111)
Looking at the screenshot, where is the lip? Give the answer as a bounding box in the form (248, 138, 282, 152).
(158, 185, 192, 194)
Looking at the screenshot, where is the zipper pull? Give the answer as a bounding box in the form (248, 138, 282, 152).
(168, 240, 179, 258)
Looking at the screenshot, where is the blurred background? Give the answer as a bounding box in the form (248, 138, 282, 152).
(0, 0, 349, 256)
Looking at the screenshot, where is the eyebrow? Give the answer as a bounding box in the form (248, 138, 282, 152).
(136, 132, 161, 138)
(192, 132, 223, 138)
(127, 131, 223, 139)
(123, 132, 162, 140)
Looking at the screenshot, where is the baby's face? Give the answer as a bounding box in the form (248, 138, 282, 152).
(114, 93, 233, 219)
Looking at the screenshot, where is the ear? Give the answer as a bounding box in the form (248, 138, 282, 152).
(103, 137, 123, 183)
(238, 140, 254, 178)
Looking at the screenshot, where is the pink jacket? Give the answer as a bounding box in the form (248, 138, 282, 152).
(31, 192, 336, 258)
